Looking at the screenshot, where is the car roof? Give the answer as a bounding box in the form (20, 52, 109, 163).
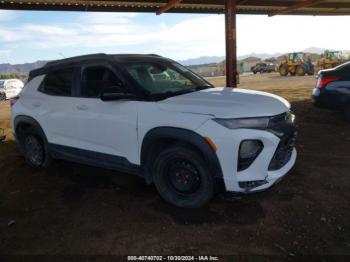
(335, 61, 350, 70)
(113, 54, 174, 63)
(44, 53, 169, 66)
(29, 53, 175, 80)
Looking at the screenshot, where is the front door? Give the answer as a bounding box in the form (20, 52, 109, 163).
(73, 64, 139, 165)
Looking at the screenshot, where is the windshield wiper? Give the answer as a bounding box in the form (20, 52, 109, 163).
(194, 85, 212, 91)
(153, 88, 196, 99)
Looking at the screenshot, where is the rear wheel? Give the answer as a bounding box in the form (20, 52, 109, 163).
(279, 64, 288, 76)
(0, 93, 5, 101)
(18, 127, 51, 168)
(296, 65, 306, 76)
(152, 145, 214, 208)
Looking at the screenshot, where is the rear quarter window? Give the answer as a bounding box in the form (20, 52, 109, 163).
(39, 68, 74, 96)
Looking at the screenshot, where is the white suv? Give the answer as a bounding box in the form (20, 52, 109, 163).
(0, 79, 24, 100)
(11, 54, 297, 208)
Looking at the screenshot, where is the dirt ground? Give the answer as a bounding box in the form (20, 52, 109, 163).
(1, 73, 350, 259)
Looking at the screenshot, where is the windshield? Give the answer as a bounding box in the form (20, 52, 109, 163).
(329, 51, 340, 59)
(0, 80, 4, 88)
(123, 61, 213, 99)
(290, 53, 304, 62)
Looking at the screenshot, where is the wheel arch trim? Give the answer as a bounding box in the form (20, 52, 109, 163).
(13, 115, 48, 144)
(141, 127, 223, 183)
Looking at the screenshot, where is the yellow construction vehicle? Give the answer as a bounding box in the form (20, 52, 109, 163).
(316, 50, 343, 69)
(278, 52, 314, 76)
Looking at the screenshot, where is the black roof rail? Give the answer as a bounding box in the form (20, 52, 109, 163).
(29, 53, 170, 81)
(45, 53, 108, 66)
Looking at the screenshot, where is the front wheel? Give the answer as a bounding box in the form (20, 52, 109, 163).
(279, 64, 288, 76)
(152, 145, 215, 208)
(296, 65, 306, 76)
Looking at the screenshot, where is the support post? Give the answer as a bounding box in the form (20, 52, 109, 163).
(225, 0, 237, 88)
(156, 0, 183, 15)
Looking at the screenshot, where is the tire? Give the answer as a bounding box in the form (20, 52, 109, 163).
(253, 71, 257, 74)
(307, 68, 315, 75)
(18, 127, 51, 168)
(152, 145, 215, 208)
(279, 64, 288, 76)
(296, 65, 306, 76)
(0, 93, 5, 101)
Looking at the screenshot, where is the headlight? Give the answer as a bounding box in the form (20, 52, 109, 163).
(214, 117, 269, 130)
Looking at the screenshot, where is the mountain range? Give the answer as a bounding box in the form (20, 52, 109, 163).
(0, 61, 47, 75)
(0, 47, 343, 74)
(180, 47, 332, 65)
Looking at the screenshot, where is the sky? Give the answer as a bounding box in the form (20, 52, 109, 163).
(0, 10, 350, 64)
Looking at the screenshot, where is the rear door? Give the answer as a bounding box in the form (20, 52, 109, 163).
(35, 67, 83, 148)
(73, 62, 139, 165)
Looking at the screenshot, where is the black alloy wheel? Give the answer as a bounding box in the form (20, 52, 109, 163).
(166, 159, 201, 196)
(152, 145, 215, 208)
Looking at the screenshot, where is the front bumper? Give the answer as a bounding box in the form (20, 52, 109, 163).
(196, 112, 297, 193)
(242, 148, 297, 192)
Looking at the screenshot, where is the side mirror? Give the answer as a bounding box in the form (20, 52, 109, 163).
(100, 92, 136, 101)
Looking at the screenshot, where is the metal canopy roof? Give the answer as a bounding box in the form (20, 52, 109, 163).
(1, 0, 349, 88)
(1, 0, 350, 16)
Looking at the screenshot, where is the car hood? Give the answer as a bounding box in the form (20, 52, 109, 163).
(157, 87, 290, 118)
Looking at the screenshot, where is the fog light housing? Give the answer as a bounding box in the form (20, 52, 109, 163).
(239, 180, 268, 191)
(238, 140, 263, 171)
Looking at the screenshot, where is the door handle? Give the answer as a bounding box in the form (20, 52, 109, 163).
(32, 102, 41, 107)
(77, 105, 88, 110)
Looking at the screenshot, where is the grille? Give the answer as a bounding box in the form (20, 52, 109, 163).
(268, 112, 297, 171)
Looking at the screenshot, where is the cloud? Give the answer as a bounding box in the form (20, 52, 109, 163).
(0, 49, 11, 56)
(76, 12, 138, 24)
(22, 24, 77, 35)
(0, 10, 17, 21)
(237, 15, 350, 55)
(0, 13, 225, 60)
(2, 12, 350, 63)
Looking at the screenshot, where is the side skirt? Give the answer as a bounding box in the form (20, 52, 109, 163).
(48, 143, 142, 177)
